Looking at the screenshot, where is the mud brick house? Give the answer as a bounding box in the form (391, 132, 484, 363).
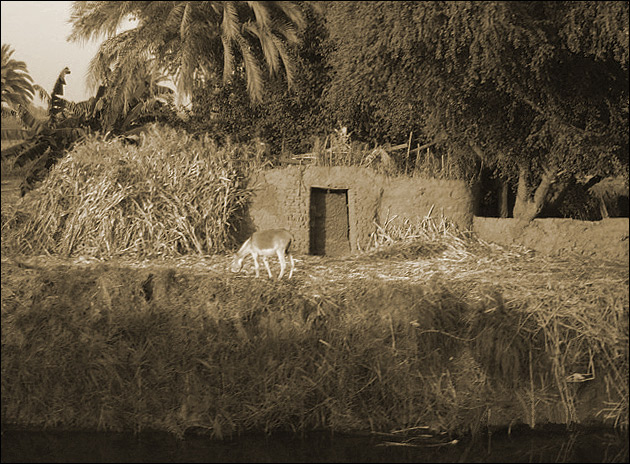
(244, 166, 474, 256)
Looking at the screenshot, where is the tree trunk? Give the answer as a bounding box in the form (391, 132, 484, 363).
(512, 162, 557, 223)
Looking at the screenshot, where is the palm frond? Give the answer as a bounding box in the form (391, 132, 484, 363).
(50, 67, 71, 99)
(0, 139, 33, 157)
(248, 1, 272, 29)
(272, 1, 306, 35)
(13, 141, 51, 168)
(270, 33, 295, 87)
(68, 0, 307, 103)
(180, 2, 192, 40)
(47, 67, 71, 125)
(33, 84, 50, 104)
(2, 44, 35, 109)
(50, 126, 89, 142)
(236, 35, 264, 103)
(1, 103, 17, 117)
(85, 28, 151, 92)
(68, 1, 139, 44)
(221, 36, 235, 84)
(65, 99, 96, 120)
(221, 2, 241, 41)
(272, 17, 299, 44)
(15, 103, 45, 132)
(221, 2, 240, 83)
(0, 127, 30, 140)
(165, 3, 186, 30)
(118, 95, 170, 131)
(244, 21, 280, 76)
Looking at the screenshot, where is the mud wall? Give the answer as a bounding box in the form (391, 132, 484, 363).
(473, 217, 629, 262)
(246, 166, 474, 254)
(378, 176, 474, 231)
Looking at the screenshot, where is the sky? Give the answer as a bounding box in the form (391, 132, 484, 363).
(1, 1, 108, 103)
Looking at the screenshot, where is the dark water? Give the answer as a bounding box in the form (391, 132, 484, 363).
(1, 425, 628, 463)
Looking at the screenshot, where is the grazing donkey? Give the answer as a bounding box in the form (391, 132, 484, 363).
(230, 229, 295, 279)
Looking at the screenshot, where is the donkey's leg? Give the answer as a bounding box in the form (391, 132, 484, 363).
(287, 253, 295, 279)
(276, 250, 287, 279)
(252, 253, 261, 277)
(262, 257, 273, 278)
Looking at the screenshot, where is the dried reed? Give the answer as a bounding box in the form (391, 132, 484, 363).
(1, 124, 256, 257)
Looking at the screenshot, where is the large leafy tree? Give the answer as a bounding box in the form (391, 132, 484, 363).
(68, 1, 307, 104)
(190, 2, 331, 155)
(1, 44, 35, 117)
(321, 2, 427, 145)
(324, 1, 629, 221)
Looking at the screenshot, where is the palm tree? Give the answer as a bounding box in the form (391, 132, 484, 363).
(68, 1, 307, 104)
(1, 44, 35, 117)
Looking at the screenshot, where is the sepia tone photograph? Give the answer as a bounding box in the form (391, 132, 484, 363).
(1, 1, 628, 462)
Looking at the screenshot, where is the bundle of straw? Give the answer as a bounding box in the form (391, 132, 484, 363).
(2, 124, 254, 258)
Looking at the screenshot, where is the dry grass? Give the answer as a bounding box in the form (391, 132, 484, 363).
(1, 124, 255, 257)
(2, 221, 627, 438)
(307, 128, 465, 179)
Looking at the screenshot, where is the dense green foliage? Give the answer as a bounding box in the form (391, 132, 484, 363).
(184, 1, 629, 219)
(322, 1, 628, 219)
(1, 61, 178, 194)
(324, 2, 628, 156)
(188, 3, 331, 156)
(322, 2, 427, 145)
(1, 67, 90, 194)
(5, 2, 629, 218)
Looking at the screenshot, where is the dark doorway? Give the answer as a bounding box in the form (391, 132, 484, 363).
(309, 188, 350, 256)
(476, 167, 515, 218)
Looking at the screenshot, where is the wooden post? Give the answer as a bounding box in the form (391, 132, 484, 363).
(405, 131, 412, 175)
(414, 143, 421, 174)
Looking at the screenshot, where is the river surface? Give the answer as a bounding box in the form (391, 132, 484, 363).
(1, 425, 628, 463)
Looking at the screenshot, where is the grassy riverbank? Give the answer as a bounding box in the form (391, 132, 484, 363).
(2, 243, 627, 439)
